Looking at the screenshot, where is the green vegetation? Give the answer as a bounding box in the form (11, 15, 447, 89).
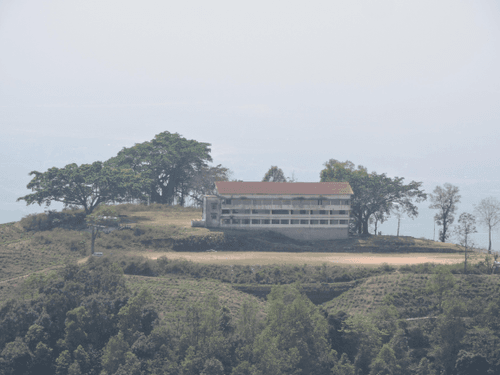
(2, 204, 500, 374)
(320, 159, 427, 235)
(17, 161, 145, 215)
(3, 254, 500, 374)
(107, 131, 213, 206)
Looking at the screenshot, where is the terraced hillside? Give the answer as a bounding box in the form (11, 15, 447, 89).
(125, 274, 267, 324)
(323, 272, 500, 318)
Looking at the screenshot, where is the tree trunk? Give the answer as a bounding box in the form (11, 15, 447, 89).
(464, 245, 467, 274)
(397, 218, 400, 237)
(489, 225, 492, 254)
(362, 219, 369, 235)
(90, 226, 97, 255)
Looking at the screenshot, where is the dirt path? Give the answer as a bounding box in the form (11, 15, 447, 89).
(141, 251, 472, 266)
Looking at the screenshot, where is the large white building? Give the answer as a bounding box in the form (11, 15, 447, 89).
(194, 181, 353, 240)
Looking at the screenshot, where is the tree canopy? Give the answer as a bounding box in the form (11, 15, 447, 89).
(188, 164, 231, 207)
(17, 161, 144, 215)
(320, 159, 427, 235)
(474, 197, 500, 253)
(107, 131, 212, 205)
(429, 183, 461, 242)
(262, 166, 288, 182)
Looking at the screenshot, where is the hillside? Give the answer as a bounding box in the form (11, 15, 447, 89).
(2, 204, 500, 374)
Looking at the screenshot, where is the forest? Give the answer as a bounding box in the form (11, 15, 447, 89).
(1, 253, 500, 375)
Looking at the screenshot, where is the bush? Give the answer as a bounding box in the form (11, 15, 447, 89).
(20, 210, 86, 231)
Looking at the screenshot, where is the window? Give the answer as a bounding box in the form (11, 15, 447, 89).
(222, 209, 230, 214)
(272, 210, 289, 215)
(252, 219, 260, 224)
(310, 220, 319, 225)
(330, 220, 339, 225)
(344, 200, 350, 206)
(242, 219, 250, 224)
(223, 219, 231, 224)
(331, 199, 340, 205)
(211, 203, 217, 210)
(223, 199, 232, 205)
(272, 219, 280, 224)
(339, 220, 348, 224)
(232, 210, 239, 214)
(255, 199, 272, 205)
(282, 200, 291, 205)
(320, 219, 328, 225)
(319, 210, 327, 215)
(300, 220, 309, 224)
(339, 210, 346, 215)
(291, 219, 300, 224)
(252, 209, 270, 214)
(232, 219, 240, 224)
(280, 219, 289, 224)
(300, 210, 307, 215)
(210, 214, 217, 220)
(262, 219, 270, 224)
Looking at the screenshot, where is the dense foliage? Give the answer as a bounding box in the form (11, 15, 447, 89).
(320, 160, 427, 235)
(107, 131, 212, 206)
(2, 257, 500, 375)
(17, 162, 144, 215)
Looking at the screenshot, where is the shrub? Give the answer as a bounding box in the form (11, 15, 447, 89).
(20, 210, 86, 231)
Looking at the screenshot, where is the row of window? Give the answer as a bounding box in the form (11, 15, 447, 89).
(222, 199, 350, 206)
(221, 209, 347, 215)
(221, 219, 349, 225)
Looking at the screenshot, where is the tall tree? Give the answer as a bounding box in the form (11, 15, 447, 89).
(392, 203, 414, 237)
(17, 161, 144, 215)
(262, 166, 287, 182)
(455, 212, 477, 274)
(429, 183, 461, 242)
(474, 197, 500, 253)
(107, 131, 212, 205)
(320, 159, 427, 235)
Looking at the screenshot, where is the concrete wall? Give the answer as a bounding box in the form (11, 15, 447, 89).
(205, 196, 221, 228)
(267, 227, 348, 241)
(226, 226, 349, 241)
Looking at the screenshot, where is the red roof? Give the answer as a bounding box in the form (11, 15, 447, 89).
(215, 181, 353, 195)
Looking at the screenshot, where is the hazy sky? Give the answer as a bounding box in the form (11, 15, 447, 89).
(1, 1, 500, 248)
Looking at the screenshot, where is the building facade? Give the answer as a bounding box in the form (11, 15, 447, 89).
(194, 181, 353, 240)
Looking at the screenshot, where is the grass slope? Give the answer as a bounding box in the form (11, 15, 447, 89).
(125, 274, 267, 324)
(323, 272, 500, 318)
(0, 223, 83, 282)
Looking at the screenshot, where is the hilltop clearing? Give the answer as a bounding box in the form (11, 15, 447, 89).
(0, 203, 474, 284)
